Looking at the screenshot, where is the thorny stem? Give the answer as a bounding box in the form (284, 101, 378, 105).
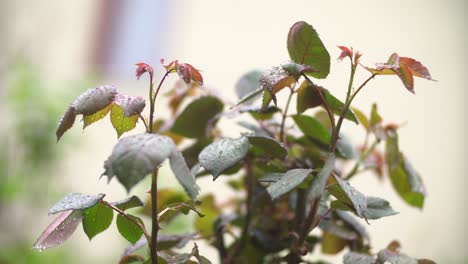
(101, 200, 151, 248)
(279, 87, 295, 144)
(344, 138, 380, 180)
(150, 170, 159, 264)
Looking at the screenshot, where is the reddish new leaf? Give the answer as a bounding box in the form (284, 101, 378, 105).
(33, 210, 84, 251)
(177, 63, 204, 86)
(135, 62, 153, 80)
(56, 107, 76, 142)
(160, 58, 178, 72)
(337, 46, 353, 61)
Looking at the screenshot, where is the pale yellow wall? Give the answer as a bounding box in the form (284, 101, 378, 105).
(2, 0, 466, 263)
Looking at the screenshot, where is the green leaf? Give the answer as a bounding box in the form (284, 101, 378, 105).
(287, 21, 330, 79)
(321, 232, 347, 254)
(56, 85, 117, 141)
(309, 153, 335, 199)
(171, 96, 224, 138)
(281, 61, 317, 79)
(82, 202, 113, 240)
(266, 169, 313, 200)
(48, 193, 104, 215)
(335, 210, 369, 241)
(343, 252, 375, 264)
(169, 150, 201, 200)
(293, 114, 330, 144)
(370, 103, 382, 127)
(364, 197, 399, 219)
(198, 137, 250, 180)
(235, 70, 263, 105)
(327, 175, 367, 218)
(318, 220, 358, 240)
(116, 214, 144, 244)
(157, 233, 198, 251)
(322, 89, 358, 124)
(336, 133, 357, 159)
(158, 202, 204, 223)
(33, 210, 84, 251)
(112, 196, 145, 211)
(296, 80, 322, 114)
(247, 136, 287, 159)
(194, 195, 218, 237)
(352, 107, 369, 130)
(385, 129, 425, 208)
(110, 94, 146, 138)
(83, 103, 113, 128)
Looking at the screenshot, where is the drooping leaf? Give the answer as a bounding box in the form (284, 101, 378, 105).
(335, 210, 369, 241)
(293, 114, 330, 144)
(364, 196, 399, 219)
(327, 175, 367, 218)
(318, 219, 358, 240)
(112, 196, 145, 211)
(198, 137, 250, 180)
(296, 81, 322, 114)
(247, 136, 287, 159)
(56, 85, 117, 141)
(176, 63, 204, 86)
(385, 129, 425, 208)
(103, 134, 175, 192)
(309, 153, 335, 198)
(287, 21, 330, 79)
(352, 107, 369, 130)
(171, 96, 224, 138)
(247, 106, 279, 121)
(48, 193, 105, 215)
(266, 169, 313, 200)
(158, 203, 204, 223)
(33, 210, 84, 251)
(235, 70, 263, 105)
(321, 232, 347, 254)
(103, 133, 200, 199)
(322, 88, 358, 124)
(336, 133, 357, 159)
(116, 214, 144, 244)
(343, 252, 375, 264)
(110, 94, 146, 138)
(280, 61, 317, 80)
(259, 66, 296, 107)
(82, 202, 113, 240)
(83, 103, 113, 128)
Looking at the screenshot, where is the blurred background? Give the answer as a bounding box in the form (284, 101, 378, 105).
(0, 0, 466, 263)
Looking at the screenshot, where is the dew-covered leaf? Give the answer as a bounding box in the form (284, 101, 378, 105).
(343, 252, 375, 264)
(33, 210, 84, 251)
(112, 195, 145, 211)
(287, 21, 330, 79)
(247, 136, 287, 159)
(364, 196, 398, 219)
(280, 61, 317, 80)
(169, 150, 200, 200)
(56, 85, 117, 141)
(48, 193, 104, 215)
(318, 219, 358, 240)
(198, 137, 249, 180)
(385, 129, 425, 208)
(235, 70, 263, 106)
(336, 133, 357, 159)
(259, 66, 296, 107)
(327, 175, 367, 218)
(171, 96, 224, 138)
(158, 202, 204, 223)
(335, 210, 369, 241)
(266, 169, 313, 200)
(293, 114, 330, 144)
(110, 94, 146, 138)
(103, 134, 175, 192)
(82, 202, 113, 240)
(116, 214, 144, 244)
(309, 153, 335, 199)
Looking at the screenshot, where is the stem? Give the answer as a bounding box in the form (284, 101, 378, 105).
(296, 198, 320, 251)
(149, 70, 171, 133)
(139, 115, 149, 132)
(293, 189, 307, 232)
(101, 201, 151, 247)
(344, 138, 380, 180)
(279, 87, 294, 144)
(150, 170, 159, 264)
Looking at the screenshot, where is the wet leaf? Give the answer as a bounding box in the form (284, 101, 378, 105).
(309, 153, 335, 199)
(116, 214, 144, 244)
(198, 137, 250, 180)
(157, 233, 198, 251)
(48, 193, 104, 215)
(56, 85, 117, 141)
(176, 63, 204, 86)
(83, 103, 113, 128)
(266, 169, 313, 200)
(82, 202, 113, 240)
(110, 94, 146, 138)
(281, 61, 317, 80)
(327, 175, 367, 218)
(336, 133, 357, 159)
(293, 114, 330, 144)
(169, 150, 200, 200)
(259, 66, 296, 106)
(171, 96, 224, 138)
(318, 219, 358, 240)
(335, 210, 369, 241)
(33, 210, 84, 251)
(158, 202, 204, 223)
(287, 21, 330, 78)
(343, 252, 375, 264)
(247, 136, 287, 159)
(112, 196, 145, 211)
(385, 129, 425, 208)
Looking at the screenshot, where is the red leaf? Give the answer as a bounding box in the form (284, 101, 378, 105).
(399, 57, 434, 81)
(176, 63, 204, 86)
(135, 62, 154, 80)
(337, 46, 353, 61)
(185, 64, 204, 85)
(160, 59, 178, 72)
(393, 62, 414, 93)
